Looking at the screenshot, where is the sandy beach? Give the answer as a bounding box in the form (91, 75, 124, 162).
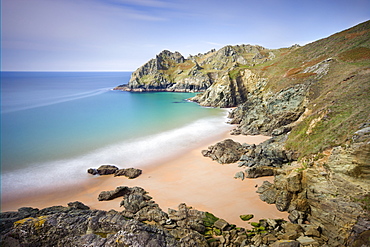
(1, 130, 288, 227)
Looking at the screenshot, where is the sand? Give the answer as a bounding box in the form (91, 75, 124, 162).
(1, 131, 288, 227)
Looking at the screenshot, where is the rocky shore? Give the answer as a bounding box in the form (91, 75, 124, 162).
(1, 21, 369, 246)
(0, 186, 331, 247)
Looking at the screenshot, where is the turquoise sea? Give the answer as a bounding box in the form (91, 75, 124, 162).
(1, 72, 229, 198)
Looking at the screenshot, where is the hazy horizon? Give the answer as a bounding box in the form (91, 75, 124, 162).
(2, 0, 369, 72)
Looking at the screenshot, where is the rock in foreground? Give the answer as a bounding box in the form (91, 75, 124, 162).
(88, 165, 142, 179)
(1, 186, 334, 247)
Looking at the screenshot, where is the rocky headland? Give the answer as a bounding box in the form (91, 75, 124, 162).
(2, 21, 370, 246)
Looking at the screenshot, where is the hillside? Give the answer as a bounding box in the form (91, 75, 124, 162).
(115, 20, 370, 246)
(2, 21, 369, 247)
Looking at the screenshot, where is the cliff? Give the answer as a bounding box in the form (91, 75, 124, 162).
(2, 21, 369, 246)
(114, 44, 273, 96)
(115, 20, 370, 246)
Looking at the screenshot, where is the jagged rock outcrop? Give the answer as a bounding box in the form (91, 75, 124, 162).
(2, 186, 318, 247)
(256, 127, 370, 246)
(228, 84, 308, 135)
(114, 44, 274, 96)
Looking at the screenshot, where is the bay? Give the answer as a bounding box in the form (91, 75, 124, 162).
(1, 72, 229, 197)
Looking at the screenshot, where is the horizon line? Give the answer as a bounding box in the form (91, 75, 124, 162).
(1, 70, 133, 72)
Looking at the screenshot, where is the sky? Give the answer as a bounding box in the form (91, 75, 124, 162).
(1, 0, 370, 71)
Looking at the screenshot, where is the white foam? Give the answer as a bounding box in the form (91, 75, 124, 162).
(2, 87, 112, 114)
(2, 114, 231, 198)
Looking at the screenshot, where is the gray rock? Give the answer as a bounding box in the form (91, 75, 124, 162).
(114, 168, 142, 179)
(213, 218, 229, 230)
(296, 236, 318, 246)
(88, 165, 119, 175)
(67, 201, 90, 210)
(202, 139, 245, 164)
(245, 166, 275, 178)
(98, 186, 130, 201)
(275, 190, 292, 211)
(234, 171, 245, 180)
(286, 171, 302, 192)
(270, 240, 300, 247)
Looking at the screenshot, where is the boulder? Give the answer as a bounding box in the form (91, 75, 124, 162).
(239, 214, 254, 221)
(213, 218, 229, 230)
(114, 168, 142, 179)
(88, 165, 119, 175)
(201, 139, 245, 164)
(98, 186, 130, 201)
(234, 171, 245, 180)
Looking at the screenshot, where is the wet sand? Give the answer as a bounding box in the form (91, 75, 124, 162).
(1, 131, 288, 227)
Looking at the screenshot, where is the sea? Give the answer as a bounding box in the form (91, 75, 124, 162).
(1, 72, 230, 199)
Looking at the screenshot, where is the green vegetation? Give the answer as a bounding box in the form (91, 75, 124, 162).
(14, 216, 49, 229)
(239, 214, 254, 221)
(203, 212, 219, 227)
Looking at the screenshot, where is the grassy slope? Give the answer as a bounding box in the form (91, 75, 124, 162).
(262, 20, 370, 157)
(224, 20, 370, 158)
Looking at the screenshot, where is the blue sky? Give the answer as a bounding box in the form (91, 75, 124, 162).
(2, 0, 369, 71)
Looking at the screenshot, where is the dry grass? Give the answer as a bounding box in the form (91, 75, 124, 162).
(338, 47, 370, 62)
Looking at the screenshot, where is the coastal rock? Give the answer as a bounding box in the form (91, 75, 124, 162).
(270, 240, 300, 247)
(213, 218, 229, 230)
(116, 45, 272, 96)
(67, 201, 90, 210)
(98, 186, 130, 201)
(88, 165, 119, 175)
(239, 214, 254, 221)
(228, 84, 307, 136)
(234, 171, 245, 180)
(245, 166, 276, 178)
(114, 168, 142, 179)
(201, 139, 245, 164)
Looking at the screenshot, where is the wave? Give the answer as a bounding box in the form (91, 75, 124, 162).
(1, 87, 112, 114)
(1, 114, 231, 198)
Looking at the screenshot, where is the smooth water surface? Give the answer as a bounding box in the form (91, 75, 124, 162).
(1, 72, 229, 196)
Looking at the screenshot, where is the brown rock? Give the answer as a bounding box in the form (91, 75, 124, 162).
(115, 168, 142, 179)
(245, 166, 276, 178)
(98, 186, 130, 201)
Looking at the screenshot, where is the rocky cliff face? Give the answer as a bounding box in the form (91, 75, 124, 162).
(114, 44, 273, 96)
(2, 21, 369, 246)
(116, 20, 370, 246)
(256, 129, 370, 247)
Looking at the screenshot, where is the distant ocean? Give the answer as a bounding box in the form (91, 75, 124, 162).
(1, 72, 229, 198)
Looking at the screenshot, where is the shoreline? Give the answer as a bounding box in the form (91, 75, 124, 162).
(1, 128, 288, 227)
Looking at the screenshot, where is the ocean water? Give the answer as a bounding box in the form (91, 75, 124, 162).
(1, 72, 229, 197)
